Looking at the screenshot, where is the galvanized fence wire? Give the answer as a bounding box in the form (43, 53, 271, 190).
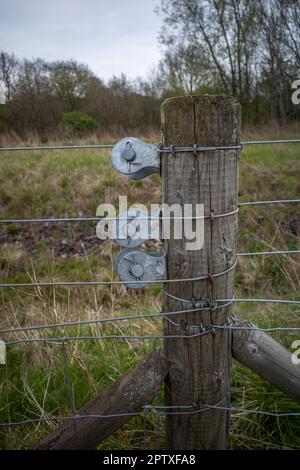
(0, 258, 238, 288)
(239, 198, 300, 206)
(2, 199, 300, 224)
(1, 137, 300, 437)
(1, 250, 300, 288)
(1, 138, 300, 153)
(3, 312, 299, 429)
(0, 144, 115, 152)
(0, 207, 240, 224)
(1, 403, 300, 428)
(1, 296, 299, 340)
(2, 316, 300, 346)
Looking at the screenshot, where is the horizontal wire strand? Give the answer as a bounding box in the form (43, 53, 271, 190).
(239, 198, 300, 206)
(1, 403, 299, 428)
(5, 331, 211, 346)
(2, 251, 300, 289)
(2, 326, 300, 346)
(0, 208, 239, 224)
(0, 302, 236, 335)
(3, 317, 300, 346)
(1, 138, 300, 153)
(0, 144, 114, 152)
(238, 250, 300, 256)
(241, 139, 300, 146)
(2, 197, 300, 224)
(0, 258, 238, 288)
(163, 292, 300, 306)
(0, 306, 212, 334)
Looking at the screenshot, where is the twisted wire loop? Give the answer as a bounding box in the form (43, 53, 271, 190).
(158, 145, 242, 153)
(163, 292, 234, 310)
(177, 315, 235, 333)
(162, 296, 300, 307)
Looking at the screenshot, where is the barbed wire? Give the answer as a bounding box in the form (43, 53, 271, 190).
(2, 313, 300, 347)
(0, 300, 299, 337)
(146, 403, 300, 418)
(3, 326, 300, 347)
(4, 330, 212, 346)
(0, 305, 231, 335)
(163, 292, 300, 306)
(0, 402, 299, 428)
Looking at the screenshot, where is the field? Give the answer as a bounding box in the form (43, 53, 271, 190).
(0, 128, 300, 450)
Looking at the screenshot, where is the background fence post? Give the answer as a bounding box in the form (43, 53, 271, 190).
(161, 95, 241, 449)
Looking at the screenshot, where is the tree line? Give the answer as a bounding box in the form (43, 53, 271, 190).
(157, 0, 300, 124)
(0, 56, 162, 139)
(0, 0, 299, 140)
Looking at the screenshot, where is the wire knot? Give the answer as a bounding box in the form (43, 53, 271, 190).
(192, 401, 201, 411)
(209, 300, 218, 312)
(170, 144, 176, 157)
(193, 144, 198, 157)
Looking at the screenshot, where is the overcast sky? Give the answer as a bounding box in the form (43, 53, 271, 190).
(0, 0, 162, 82)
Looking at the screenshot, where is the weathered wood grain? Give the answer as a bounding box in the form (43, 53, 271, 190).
(34, 349, 169, 450)
(232, 319, 300, 404)
(161, 95, 240, 449)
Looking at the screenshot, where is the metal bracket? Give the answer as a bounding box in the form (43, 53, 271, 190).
(113, 207, 160, 248)
(115, 247, 166, 288)
(112, 137, 160, 179)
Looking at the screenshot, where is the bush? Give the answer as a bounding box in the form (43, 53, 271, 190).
(0, 104, 8, 132)
(59, 111, 99, 136)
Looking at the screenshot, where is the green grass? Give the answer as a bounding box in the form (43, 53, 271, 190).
(0, 134, 300, 449)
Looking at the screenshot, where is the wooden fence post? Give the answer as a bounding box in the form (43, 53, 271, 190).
(161, 95, 241, 449)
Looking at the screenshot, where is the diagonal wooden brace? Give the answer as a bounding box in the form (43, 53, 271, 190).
(34, 349, 169, 450)
(232, 319, 300, 404)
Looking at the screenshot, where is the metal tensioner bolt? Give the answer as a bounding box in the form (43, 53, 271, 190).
(112, 137, 160, 180)
(115, 247, 167, 288)
(121, 141, 136, 162)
